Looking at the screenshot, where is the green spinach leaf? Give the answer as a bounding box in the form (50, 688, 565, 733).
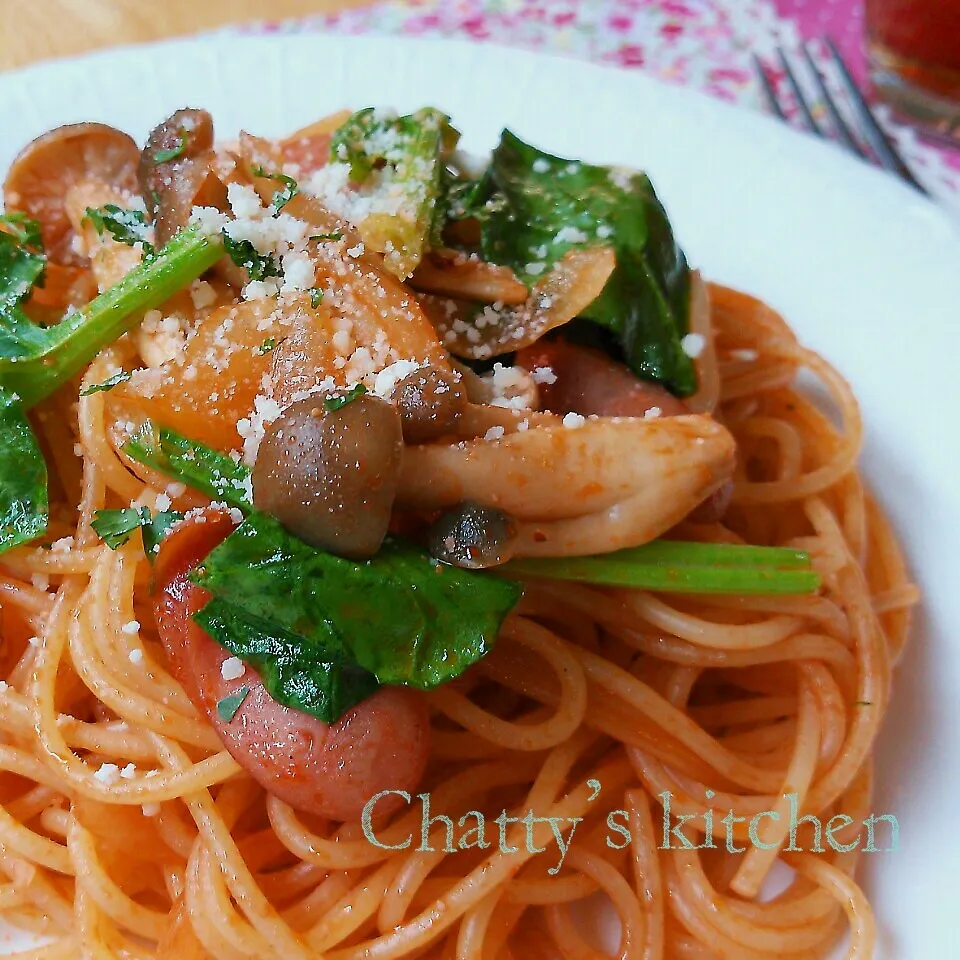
(0, 225, 221, 409)
(460, 131, 695, 396)
(191, 510, 522, 722)
(0, 387, 47, 553)
(123, 422, 252, 512)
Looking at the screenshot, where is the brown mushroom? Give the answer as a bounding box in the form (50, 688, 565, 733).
(394, 365, 466, 444)
(139, 108, 228, 246)
(426, 502, 518, 569)
(3, 122, 139, 265)
(252, 393, 403, 560)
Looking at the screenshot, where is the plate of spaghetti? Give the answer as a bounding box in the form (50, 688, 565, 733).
(0, 32, 957, 960)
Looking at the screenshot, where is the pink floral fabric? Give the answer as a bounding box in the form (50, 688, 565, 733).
(242, 0, 960, 196)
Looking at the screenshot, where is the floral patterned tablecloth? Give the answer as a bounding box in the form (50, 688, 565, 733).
(243, 0, 960, 203)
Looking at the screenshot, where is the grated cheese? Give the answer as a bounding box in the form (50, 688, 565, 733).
(120, 621, 140, 636)
(94, 763, 120, 785)
(562, 412, 586, 429)
(681, 333, 706, 358)
(220, 657, 245, 681)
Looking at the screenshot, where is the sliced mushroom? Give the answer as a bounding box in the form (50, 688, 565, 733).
(421, 245, 616, 361)
(410, 249, 528, 305)
(140, 108, 228, 246)
(3, 122, 139, 264)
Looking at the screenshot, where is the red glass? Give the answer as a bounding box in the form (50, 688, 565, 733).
(866, 0, 960, 102)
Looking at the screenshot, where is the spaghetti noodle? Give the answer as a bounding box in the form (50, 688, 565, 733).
(0, 108, 914, 960)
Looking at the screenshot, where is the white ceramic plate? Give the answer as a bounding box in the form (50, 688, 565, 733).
(1, 33, 958, 959)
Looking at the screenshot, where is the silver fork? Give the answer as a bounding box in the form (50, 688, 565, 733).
(753, 38, 929, 195)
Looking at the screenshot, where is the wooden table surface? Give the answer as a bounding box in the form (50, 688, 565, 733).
(1, 0, 369, 71)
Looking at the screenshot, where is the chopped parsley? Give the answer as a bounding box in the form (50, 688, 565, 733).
(0, 213, 42, 249)
(80, 370, 131, 396)
(216, 687, 249, 722)
(153, 134, 186, 163)
(257, 338, 276, 355)
(251, 165, 299, 212)
(309, 288, 323, 308)
(85, 205, 155, 259)
(91, 505, 184, 554)
(309, 231, 343, 242)
(221, 235, 280, 282)
(324, 383, 367, 412)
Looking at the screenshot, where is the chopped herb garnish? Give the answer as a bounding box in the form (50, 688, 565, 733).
(216, 687, 249, 722)
(256, 338, 276, 355)
(309, 231, 343, 242)
(84, 205, 156, 259)
(153, 134, 186, 163)
(324, 383, 367, 412)
(221, 234, 280, 283)
(251, 165, 299, 212)
(309, 288, 323, 308)
(91, 506, 150, 549)
(92, 505, 184, 555)
(80, 370, 131, 396)
(0, 213, 42, 249)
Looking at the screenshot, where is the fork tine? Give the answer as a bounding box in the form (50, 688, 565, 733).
(752, 55, 787, 120)
(824, 37, 929, 194)
(775, 49, 821, 135)
(800, 43, 864, 157)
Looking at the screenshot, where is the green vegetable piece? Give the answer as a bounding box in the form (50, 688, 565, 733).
(0, 225, 221, 410)
(251, 165, 299, 212)
(91, 505, 183, 556)
(153, 135, 186, 163)
(198, 599, 380, 723)
(0, 386, 48, 553)
(191, 511, 522, 722)
(216, 687, 250, 722)
(84, 205, 155, 259)
(221, 234, 280, 283)
(329, 107, 454, 276)
(309, 232, 342, 242)
(141, 510, 184, 558)
(256, 338, 276, 356)
(501, 541, 821, 596)
(467, 130, 695, 396)
(0, 213, 43, 249)
(123, 422, 252, 513)
(80, 370, 131, 395)
(92, 506, 150, 549)
(309, 288, 323, 308)
(0, 230, 46, 318)
(324, 383, 366, 412)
